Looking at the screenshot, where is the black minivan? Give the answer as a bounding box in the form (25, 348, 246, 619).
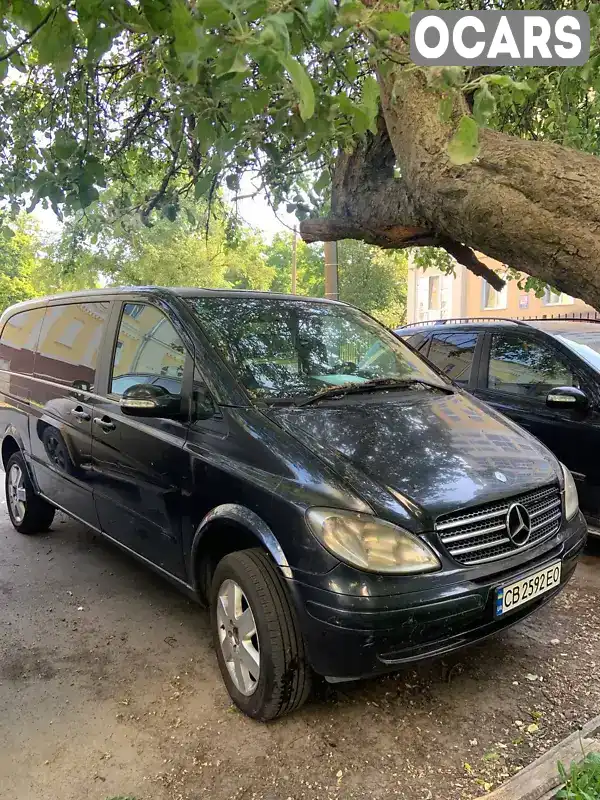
(0, 289, 587, 719)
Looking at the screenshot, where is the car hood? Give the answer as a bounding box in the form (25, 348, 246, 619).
(266, 391, 559, 521)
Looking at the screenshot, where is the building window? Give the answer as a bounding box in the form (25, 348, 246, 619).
(56, 320, 84, 348)
(125, 303, 145, 319)
(543, 288, 574, 306)
(482, 279, 508, 310)
(427, 332, 478, 386)
(428, 276, 440, 311)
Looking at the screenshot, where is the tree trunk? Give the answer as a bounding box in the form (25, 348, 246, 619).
(301, 62, 600, 309)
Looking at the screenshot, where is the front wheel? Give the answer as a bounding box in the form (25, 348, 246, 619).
(210, 548, 312, 721)
(5, 451, 55, 534)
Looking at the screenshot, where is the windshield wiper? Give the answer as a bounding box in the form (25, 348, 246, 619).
(296, 377, 453, 407)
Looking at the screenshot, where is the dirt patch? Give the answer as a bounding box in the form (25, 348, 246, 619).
(1, 509, 599, 800)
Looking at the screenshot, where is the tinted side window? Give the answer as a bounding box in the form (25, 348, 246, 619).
(427, 332, 477, 385)
(0, 308, 46, 375)
(401, 332, 429, 351)
(35, 302, 110, 390)
(110, 303, 187, 396)
(487, 333, 576, 399)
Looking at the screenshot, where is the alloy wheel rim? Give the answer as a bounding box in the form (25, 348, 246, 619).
(216, 578, 260, 696)
(7, 464, 26, 524)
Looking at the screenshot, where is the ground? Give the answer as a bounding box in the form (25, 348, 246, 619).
(0, 503, 599, 800)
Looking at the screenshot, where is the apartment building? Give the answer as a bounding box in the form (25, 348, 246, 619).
(406, 253, 597, 323)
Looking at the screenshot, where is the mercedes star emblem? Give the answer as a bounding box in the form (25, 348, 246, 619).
(506, 503, 532, 547)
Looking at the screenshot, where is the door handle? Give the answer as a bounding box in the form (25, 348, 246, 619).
(93, 416, 116, 432)
(70, 406, 91, 422)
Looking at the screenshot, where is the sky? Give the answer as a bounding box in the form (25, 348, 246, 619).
(33, 172, 298, 242)
(233, 173, 298, 239)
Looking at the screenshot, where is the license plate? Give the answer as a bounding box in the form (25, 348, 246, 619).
(496, 561, 562, 616)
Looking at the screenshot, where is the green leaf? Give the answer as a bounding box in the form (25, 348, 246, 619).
(439, 95, 453, 123)
(247, 89, 270, 115)
(78, 185, 99, 208)
(163, 203, 178, 221)
(446, 116, 480, 165)
(375, 10, 410, 35)
(314, 170, 330, 193)
(215, 47, 249, 76)
(197, 0, 231, 27)
(0, 225, 15, 240)
(8, 0, 44, 31)
(260, 15, 290, 53)
(194, 173, 215, 199)
(345, 59, 359, 82)
(307, 0, 335, 35)
(486, 74, 515, 88)
(53, 130, 79, 160)
(231, 98, 253, 122)
(280, 54, 315, 121)
(171, 0, 201, 82)
(361, 76, 380, 134)
(440, 67, 464, 88)
(473, 84, 496, 126)
(140, 0, 171, 33)
(168, 109, 184, 149)
(34, 8, 75, 72)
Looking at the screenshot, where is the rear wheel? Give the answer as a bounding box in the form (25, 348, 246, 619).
(5, 452, 55, 534)
(211, 548, 312, 721)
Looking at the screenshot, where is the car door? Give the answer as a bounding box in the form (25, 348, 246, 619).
(473, 329, 594, 482)
(28, 300, 112, 528)
(90, 300, 192, 579)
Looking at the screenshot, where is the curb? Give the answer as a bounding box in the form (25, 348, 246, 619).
(486, 713, 600, 800)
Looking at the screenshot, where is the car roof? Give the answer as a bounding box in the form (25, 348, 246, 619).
(396, 317, 600, 337)
(0, 286, 348, 321)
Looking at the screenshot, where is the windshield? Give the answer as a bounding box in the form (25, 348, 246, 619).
(186, 296, 445, 401)
(556, 332, 600, 372)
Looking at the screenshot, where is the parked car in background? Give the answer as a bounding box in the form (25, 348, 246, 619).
(0, 291, 587, 720)
(397, 318, 600, 533)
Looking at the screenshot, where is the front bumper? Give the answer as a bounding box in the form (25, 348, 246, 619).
(290, 513, 587, 681)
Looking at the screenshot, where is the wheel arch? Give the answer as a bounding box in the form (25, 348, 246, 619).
(1, 428, 25, 470)
(191, 504, 291, 603)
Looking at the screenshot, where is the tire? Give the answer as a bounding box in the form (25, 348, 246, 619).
(5, 451, 55, 534)
(210, 548, 312, 721)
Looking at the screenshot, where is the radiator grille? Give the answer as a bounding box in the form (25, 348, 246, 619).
(435, 485, 562, 566)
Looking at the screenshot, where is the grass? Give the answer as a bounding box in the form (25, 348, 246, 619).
(557, 753, 600, 799)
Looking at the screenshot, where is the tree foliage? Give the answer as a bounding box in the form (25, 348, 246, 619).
(1, 0, 597, 222)
(338, 239, 407, 327)
(1, 1, 600, 306)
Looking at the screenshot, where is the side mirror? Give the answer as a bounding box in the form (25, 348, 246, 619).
(546, 386, 589, 411)
(193, 386, 216, 421)
(120, 383, 183, 419)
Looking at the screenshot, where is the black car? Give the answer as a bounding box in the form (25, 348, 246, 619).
(0, 290, 586, 720)
(397, 317, 600, 531)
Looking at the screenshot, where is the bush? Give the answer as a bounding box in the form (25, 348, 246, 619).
(557, 752, 600, 799)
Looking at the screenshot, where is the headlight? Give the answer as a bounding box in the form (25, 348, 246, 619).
(561, 463, 579, 520)
(306, 508, 441, 574)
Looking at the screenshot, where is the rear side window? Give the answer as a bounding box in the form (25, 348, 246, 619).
(109, 303, 188, 396)
(0, 308, 46, 375)
(35, 302, 111, 391)
(427, 332, 478, 386)
(487, 333, 577, 399)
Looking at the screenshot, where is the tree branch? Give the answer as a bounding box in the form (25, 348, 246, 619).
(141, 120, 185, 225)
(300, 115, 506, 290)
(438, 238, 506, 291)
(300, 217, 435, 248)
(0, 8, 56, 64)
